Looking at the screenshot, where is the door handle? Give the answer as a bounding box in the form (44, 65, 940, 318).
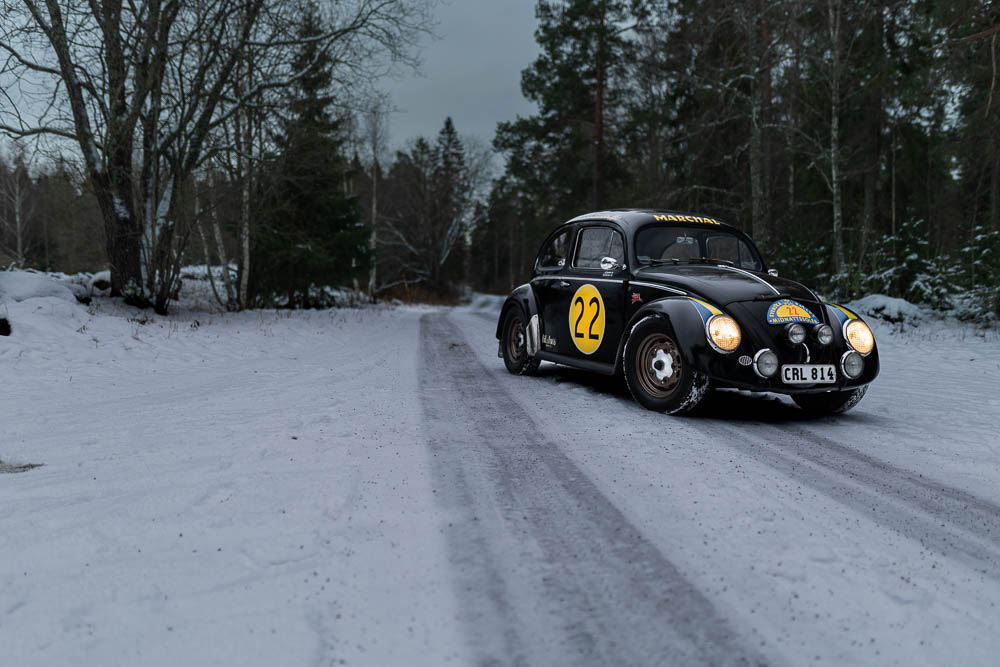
(556, 280, 571, 288)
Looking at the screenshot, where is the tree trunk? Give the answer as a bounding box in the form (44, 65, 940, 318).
(369, 159, 378, 301)
(14, 176, 24, 264)
(992, 149, 1000, 231)
(195, 181, 226, 310)
(828, 0, 846, 277)
(858, 9, 883, 272)
(749, 6, 771, 253)
(593, 0, 606, 211)
(239, 174, 251, 309)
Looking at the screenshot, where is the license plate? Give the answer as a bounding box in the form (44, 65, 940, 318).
(781, 364, 836, 384)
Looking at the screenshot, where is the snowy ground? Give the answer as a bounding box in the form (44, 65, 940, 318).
(2, 272, 1000, 666)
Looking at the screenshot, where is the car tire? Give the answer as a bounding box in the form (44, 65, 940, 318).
(501, 307, 540, 376)
(792, 385, 868, 415)
(623, 316, 708, 414)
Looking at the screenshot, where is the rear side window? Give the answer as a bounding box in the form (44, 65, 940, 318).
(537, 229, 571, 270)
(573, 227, 625, 269)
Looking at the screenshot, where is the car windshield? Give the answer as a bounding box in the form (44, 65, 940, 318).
(634, 225, 763, 271)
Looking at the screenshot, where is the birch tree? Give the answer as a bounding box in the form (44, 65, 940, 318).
(0, 143, 35, 267)
(363, 96, 390, 301)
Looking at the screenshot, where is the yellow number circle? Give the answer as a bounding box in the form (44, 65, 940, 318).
(569, 284, 605, 355)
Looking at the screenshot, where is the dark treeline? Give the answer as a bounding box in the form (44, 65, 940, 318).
(0, 151, 104, 273)
(471, 0, 1000, 319)
(3, 0, 998, 317)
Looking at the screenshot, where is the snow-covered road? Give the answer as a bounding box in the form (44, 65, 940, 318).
(2, 291, 1000, 665)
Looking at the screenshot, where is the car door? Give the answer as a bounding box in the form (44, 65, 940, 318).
(531, 226, 577, 355)
(562, 224, 628, 366)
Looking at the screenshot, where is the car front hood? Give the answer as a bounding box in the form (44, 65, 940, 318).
(632, 264, 818, 307)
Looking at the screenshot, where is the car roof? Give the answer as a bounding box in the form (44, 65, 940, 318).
(563, 209, 741, 235)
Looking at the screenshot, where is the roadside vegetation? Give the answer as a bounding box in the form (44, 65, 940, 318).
(2, 1, 998, 321)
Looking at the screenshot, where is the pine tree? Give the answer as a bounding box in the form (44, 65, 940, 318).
(495, 0, 634, 220)
(252, 2, 367, 307)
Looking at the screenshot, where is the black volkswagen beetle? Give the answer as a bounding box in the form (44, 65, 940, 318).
(496, 209, 878, 415)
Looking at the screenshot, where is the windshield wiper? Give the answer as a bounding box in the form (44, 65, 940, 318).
(693, 256, 736, 267)
(643, 257, 739, 268)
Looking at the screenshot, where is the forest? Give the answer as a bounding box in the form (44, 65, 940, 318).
(2, 0, 998, 319)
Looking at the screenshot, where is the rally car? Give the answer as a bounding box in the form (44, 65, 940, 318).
(496, 209, 878, 415)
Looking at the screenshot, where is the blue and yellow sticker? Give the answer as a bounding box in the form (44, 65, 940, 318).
(687, 297, 723, 323)
(767, 299, 819, 325)
(826, 303, 857, 326)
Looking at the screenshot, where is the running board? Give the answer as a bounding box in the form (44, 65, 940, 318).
(535, 351, 617, 376)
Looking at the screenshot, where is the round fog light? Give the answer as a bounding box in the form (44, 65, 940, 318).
(814, 323, 834, 346)
(785, 322, 807, 344)
(841, 351, 864, 379)
(754, 349, 779, 378)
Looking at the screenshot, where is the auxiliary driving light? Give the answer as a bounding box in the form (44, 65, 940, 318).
(785, 322, 807, 345)
(814, 323, 834, 346)
(841, 350, 864, 379)
(707, 314, 741, 353)
(844, 320, 875, 355)
(754, 349, 779, 378)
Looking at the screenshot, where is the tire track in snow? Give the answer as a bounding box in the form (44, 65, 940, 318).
(419, 312, 764, 667)
(462, 308, 1000, 572)
(701, 419, 1000, 576)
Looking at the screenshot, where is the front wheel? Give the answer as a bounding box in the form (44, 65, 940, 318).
(500, 307, 540, 376)
(623, 317, 708, 414)
(792, 386, 868, 415)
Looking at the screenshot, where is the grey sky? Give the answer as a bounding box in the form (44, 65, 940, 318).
(381, 0, 541, 150)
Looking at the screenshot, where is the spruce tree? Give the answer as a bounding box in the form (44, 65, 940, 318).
(252, 2, 367, 307)
(494, 0, 634, 220)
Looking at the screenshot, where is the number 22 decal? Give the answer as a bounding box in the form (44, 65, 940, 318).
(573, 296, 600, 339)
(569, 284, 605, 355)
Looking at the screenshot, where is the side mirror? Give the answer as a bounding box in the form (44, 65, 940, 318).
(600, 256, 622, 271)
(767, 268, 779, 277)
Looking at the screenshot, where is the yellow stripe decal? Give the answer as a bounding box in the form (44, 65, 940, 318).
(832, 304, 857, 320)
(688, 297, 722, 316)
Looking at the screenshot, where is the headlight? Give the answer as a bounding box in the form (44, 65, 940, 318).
(814, 323, 834, 346)
(841, 350, 864, 379)
(754, 349, 778, 378)
(785, 322, 806, 344)
(844, 320, 874, 355)
(707, 314, 741, 353)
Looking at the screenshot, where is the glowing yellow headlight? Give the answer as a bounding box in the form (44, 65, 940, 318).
(845, 319, 874, 355)
(708, 314, 741, 353)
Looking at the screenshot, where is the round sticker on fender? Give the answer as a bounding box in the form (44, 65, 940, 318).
(569, 284, 605, 355)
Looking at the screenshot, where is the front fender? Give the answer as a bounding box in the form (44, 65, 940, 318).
(614, 296, 713, 375)
(496, 284, 539, 340)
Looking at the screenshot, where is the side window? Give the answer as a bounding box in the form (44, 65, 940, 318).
(706, 236, 739, 262)
(738, 242, 762, 271)
(537, 230, 571, 270)
(573, 227, 625, 269)
(706, 235, 763, 270)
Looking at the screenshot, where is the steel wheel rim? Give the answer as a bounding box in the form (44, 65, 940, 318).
(635, 332, 682, 399)
(506, 314, 526, 363)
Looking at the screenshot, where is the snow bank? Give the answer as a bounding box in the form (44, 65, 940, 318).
(465, 292, 506, 314)
(848, 294, 929, 324)
(0, 270, 78, 303)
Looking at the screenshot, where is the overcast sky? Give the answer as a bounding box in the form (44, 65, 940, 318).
(380, 0, 541, 151)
